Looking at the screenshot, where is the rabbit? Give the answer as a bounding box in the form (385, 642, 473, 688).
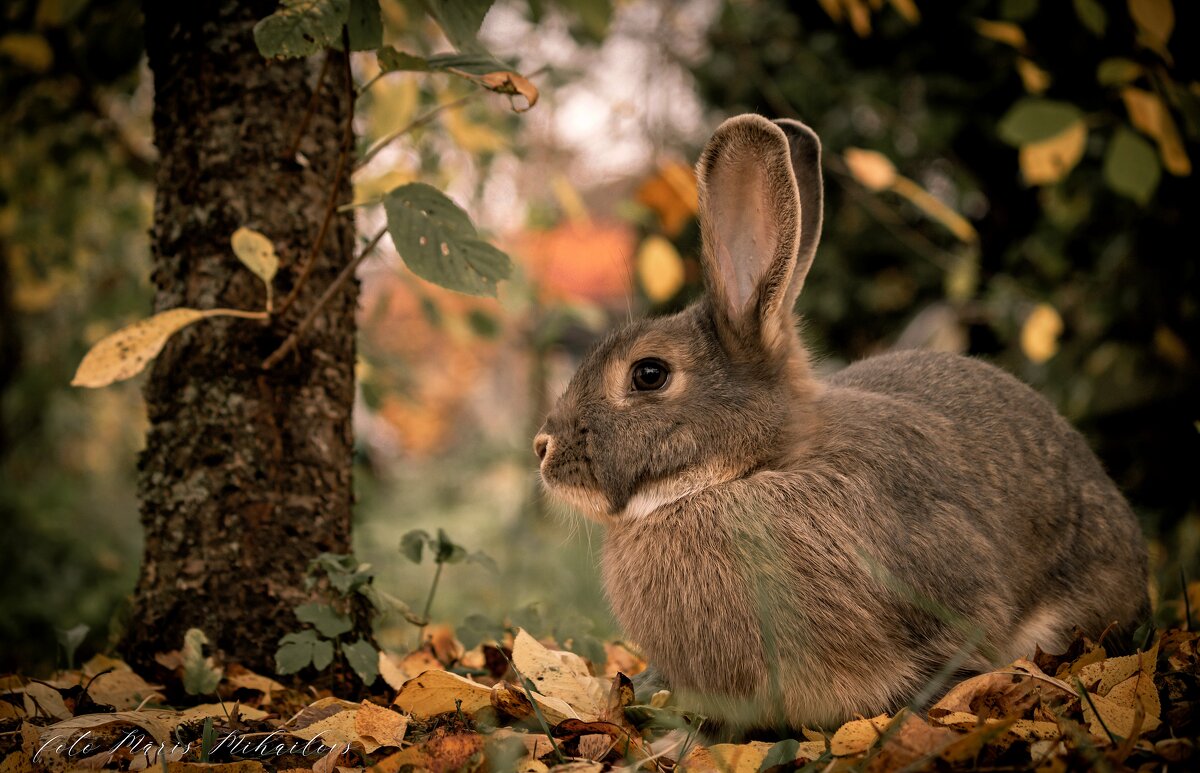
(533, 114, 1149, 732)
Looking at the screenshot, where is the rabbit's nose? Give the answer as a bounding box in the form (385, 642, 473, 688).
(534, 434, 551, 462)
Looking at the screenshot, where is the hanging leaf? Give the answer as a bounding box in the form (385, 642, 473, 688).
(1104, 127, 1161, 204)
(254, 0, 350, 59)
(1019, 120, 1087, 185)
(419, 0, 494, 53)
(974, 19, 1026, 49)
(1120, 87, 1191, 176)
(844, 148, 898, 191)
(1015, 58, 1050, 94)
(474, 70, 539, 111)
(1021, 303, 1064, 364)
(1128, 0, 1174, 58)
(72, 307, 259, 388)
(375, 48, 539, 111)
(230, 227, 279, 310)
(636, 236, 685, 303)
(998, 99, 1084, 146)
(383, 182, 512, 297)
(1097, 58, 1143, 86)
(1073, 0, 1107, 36)
(347, 0, 382, 51)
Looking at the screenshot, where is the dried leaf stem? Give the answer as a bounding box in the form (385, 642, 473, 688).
(355, 93, 476, 171)
(277, 34, 357, 317)
(262, 227, 386, 370)
(283, 50, 332, 161)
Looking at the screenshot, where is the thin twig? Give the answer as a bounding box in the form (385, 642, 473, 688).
(283, 51, 332, 160)
(355, 93, 476, 171)
(262, 227, 386, 370)
(277, 37, 357, 316)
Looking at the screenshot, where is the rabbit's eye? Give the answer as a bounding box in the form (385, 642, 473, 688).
(631, 359, 670, 391)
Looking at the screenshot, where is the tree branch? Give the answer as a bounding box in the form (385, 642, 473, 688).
(277, 38, 357, 317)
(262, 227, 386, 371)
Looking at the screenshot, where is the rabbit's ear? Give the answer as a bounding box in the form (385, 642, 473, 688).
(773, 119, 823, 306)
(698, 114, 803, 352)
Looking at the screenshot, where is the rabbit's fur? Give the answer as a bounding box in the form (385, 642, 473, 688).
(535, 114, 1148, 730)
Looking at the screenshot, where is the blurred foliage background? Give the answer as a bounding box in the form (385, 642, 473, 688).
(2, 0, 1197, 672)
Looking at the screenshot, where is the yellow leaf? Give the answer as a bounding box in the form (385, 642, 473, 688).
(0, 33, 53, 72)
(72, 307, 260, 388)
(230, 226, 279, 288)
(1016, 58, 1051, 94)
(844, 0, 872, 36)
(511, 629, 606, 721)
(891, 177, 979, 243)
(552, 175, 590, 225)
(635, 161, 698, 236)
(1128, 0, 1174, 57)
(830, 713, 892, 756)
(682, 741, 774, 773)
(816, 0, 842, 22)
(1020, 303, 1063, 364)
(1019, 120, 1087, 185)
(179, 703, 268, 721)
(442, 103, 507, 152)
(1121, 87, 1191, 175)
(636, 236, 685, 303)
(844, 148, 897, 191)
(975, 19, 1026, 49)
(888, 0, 920, 24)
(392, 669, 493, 718)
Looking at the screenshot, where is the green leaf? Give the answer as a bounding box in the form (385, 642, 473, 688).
(347, 0, 382, 50)
(1097, 58, 1143, 86)
(276, 631, 317, 675)
(295, 602, 354, 638)
(458, 613, 505, 649)
(312, 638, 335, 671)
(400, 529, 430, 563)
(376, 47, 509, 77)
(999, 0, 1037, 20)
(467, 550, 499, 573)
(510, 602, 547, 637)
(1103, 127, 1160, 205)
(1072, 0, 1106, 36)
(759, 739, 801, 772)
(467, 309, 499, 338)
(182, 628, 223, 695)
(383, 183, 512, 297)
(343, 638, 379, 685)
(419, 0, 494, 53)
(997, 99, 1085, 146)
(376, 47, 431, 72)
(435, 528, 468, 563)
(254, 0, 350, 59)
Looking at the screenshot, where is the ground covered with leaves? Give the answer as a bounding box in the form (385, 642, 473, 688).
(2, 624, 1197, 772)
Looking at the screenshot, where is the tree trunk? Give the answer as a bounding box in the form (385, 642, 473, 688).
(121, 1, 357, 674)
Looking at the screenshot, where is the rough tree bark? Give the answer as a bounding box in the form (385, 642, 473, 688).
(121, 1, 357, 673)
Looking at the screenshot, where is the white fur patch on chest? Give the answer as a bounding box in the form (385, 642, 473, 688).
(617, 465, 734, 520)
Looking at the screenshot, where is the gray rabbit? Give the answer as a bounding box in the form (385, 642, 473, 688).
(534, 114, 1148, 731)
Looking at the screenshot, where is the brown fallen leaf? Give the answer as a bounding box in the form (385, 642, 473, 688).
(354, 701, 408, 753)
(379, 650, 442, 691)
(867, 714, 957, 771)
